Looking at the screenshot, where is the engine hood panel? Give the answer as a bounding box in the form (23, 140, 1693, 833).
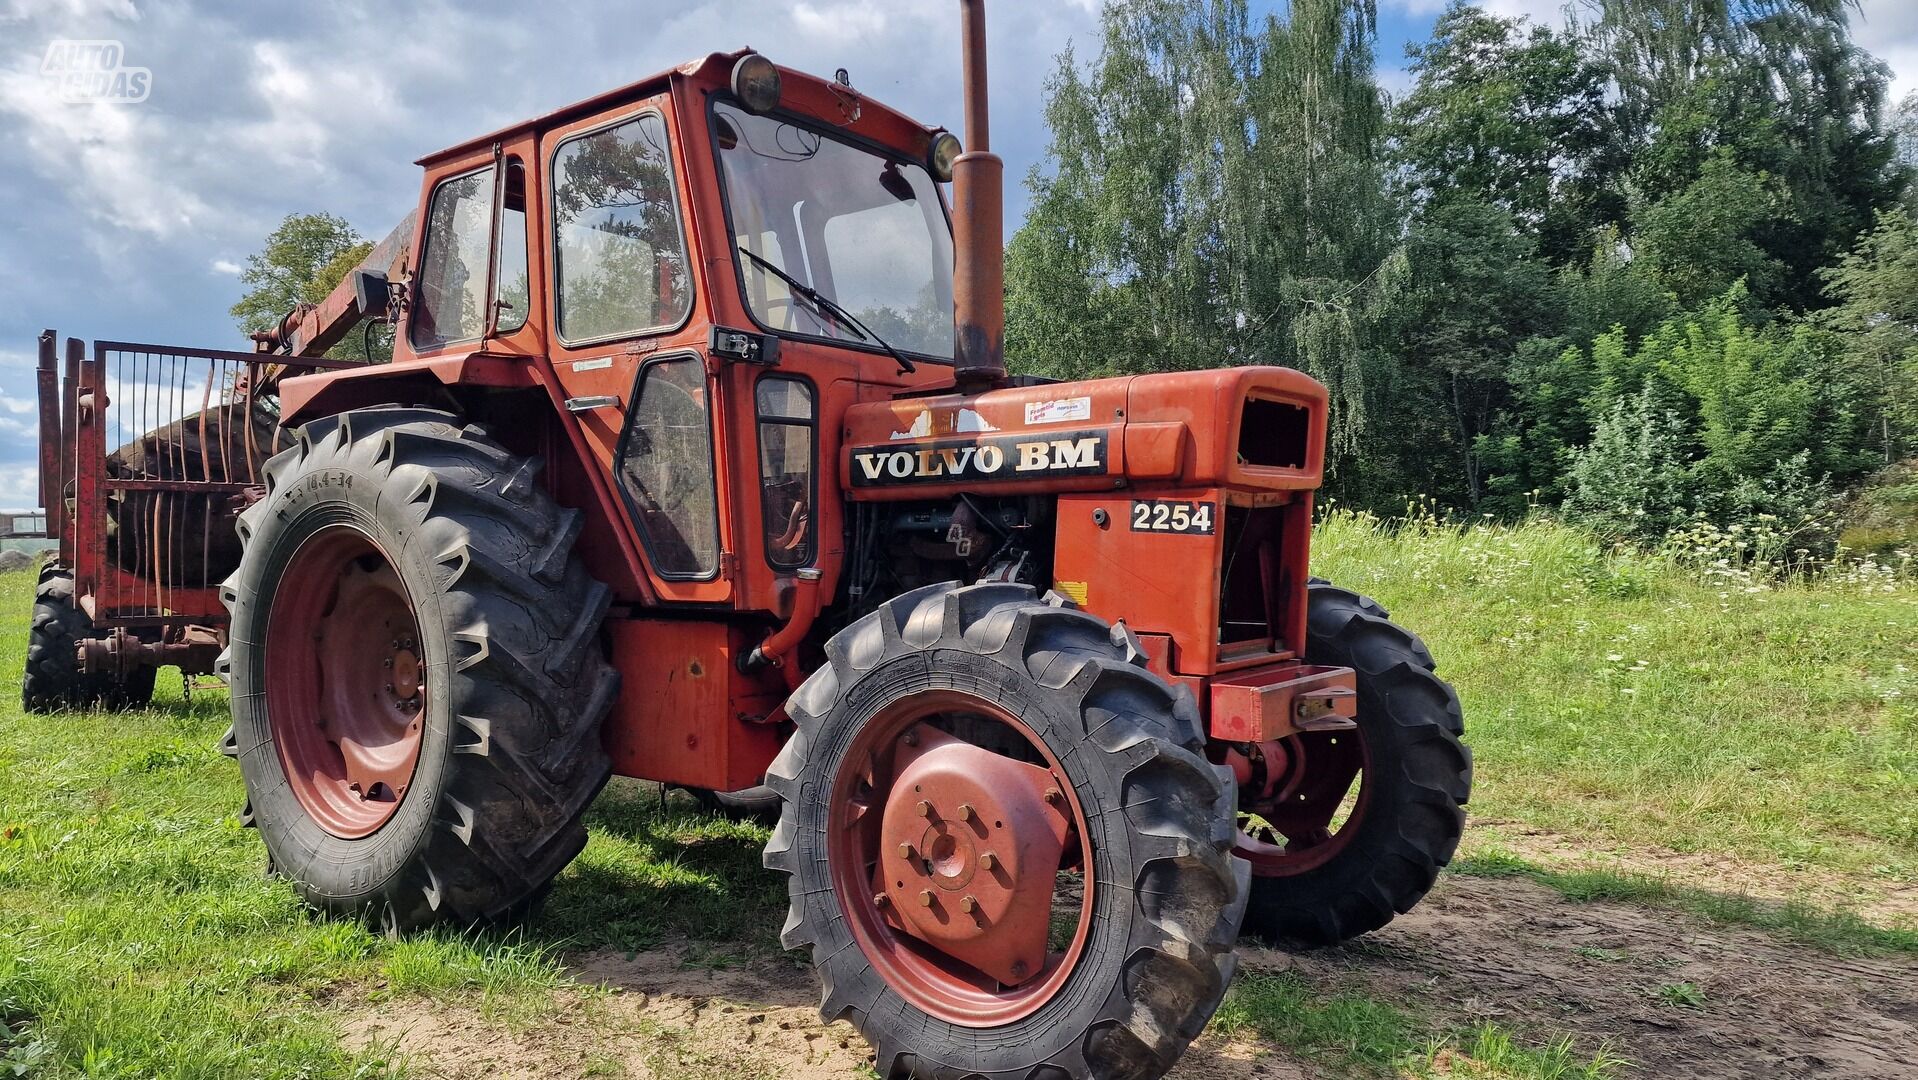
(840, 366, 1327, 499)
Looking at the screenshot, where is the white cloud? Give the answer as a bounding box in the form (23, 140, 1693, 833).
(210, 258, 241, 275)
(1856, 0, 1918, 101)
(792, 2, 892, 40)
(0, 64, 213, 239)
(0, 464, 39, 512)
(0, 0, 139, 22)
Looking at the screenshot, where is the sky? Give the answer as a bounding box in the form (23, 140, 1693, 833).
(3, 0, 1918, 510)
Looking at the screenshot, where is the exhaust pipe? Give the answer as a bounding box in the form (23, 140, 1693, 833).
(951, 0, 1006, 391)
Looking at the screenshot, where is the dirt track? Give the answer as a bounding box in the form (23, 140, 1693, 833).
(345, 874, 1918, 1079)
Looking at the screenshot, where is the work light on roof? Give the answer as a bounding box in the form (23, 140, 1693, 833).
(731, 53, 782, 114)
(929, 131, 962, 183)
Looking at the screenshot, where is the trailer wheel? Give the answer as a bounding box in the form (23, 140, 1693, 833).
(220, 407, 616, 931)
(22, 570, 153, 712)
(766, 582, 1247, 1080)
(1235, 580, 1470, 947)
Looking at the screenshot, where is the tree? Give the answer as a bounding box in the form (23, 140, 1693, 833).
(1629, 150, 1786, 306)
(1391, 3, 1615, 264)
(1818, 207, 1918, 461)
(1578, 0, 1904, 310)
(228, 212, 366, 337)
(230, 212, 395, 362)
(1396, 198, 1559, 505)
(1006, 0, 1403, 464)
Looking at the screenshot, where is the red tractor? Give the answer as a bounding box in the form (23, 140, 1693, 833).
(25, 5, 1468, 1076)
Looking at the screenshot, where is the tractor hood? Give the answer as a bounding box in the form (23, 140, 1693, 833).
(841, 366, 1327, 499)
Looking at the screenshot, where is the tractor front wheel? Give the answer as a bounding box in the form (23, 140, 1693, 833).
(1235, 580, 1471, 947)
(766, 583, 1246, 1080)
(221, 408, 617, 931)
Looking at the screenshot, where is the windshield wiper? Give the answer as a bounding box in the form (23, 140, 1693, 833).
(738, 247, 916, 375)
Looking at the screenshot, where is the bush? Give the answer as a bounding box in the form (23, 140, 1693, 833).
(1840, 460, 1918, 556)
(1562, 389, 1693, 545)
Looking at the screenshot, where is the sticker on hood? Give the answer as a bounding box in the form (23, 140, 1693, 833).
(1024, 396, 1093, 425)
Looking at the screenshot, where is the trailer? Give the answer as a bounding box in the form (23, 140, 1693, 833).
(22, 331, 355, 708)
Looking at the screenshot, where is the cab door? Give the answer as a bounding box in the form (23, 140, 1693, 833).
(536, 97, 732, 604)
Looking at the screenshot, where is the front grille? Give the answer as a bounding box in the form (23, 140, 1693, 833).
(1237, 397, 1310, 469)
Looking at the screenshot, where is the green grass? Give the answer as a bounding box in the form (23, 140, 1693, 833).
(1215, 972, 1626, 1079)
(0, 568, 775, 1078)
(1315, 509, 1918, 889)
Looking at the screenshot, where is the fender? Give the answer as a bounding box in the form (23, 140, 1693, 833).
(278, 349, 658, 605)
(278, 351, 531, 426)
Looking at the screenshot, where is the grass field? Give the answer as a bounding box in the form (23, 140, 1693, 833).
(1314, 511, 1918, 899)
(0, 515, 1911, 1078)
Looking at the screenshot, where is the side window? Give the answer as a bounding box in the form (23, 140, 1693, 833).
(552, 112, 692, 342)
(495, 159, 530, 334)
(411, 169, 494, 349)
(756, 377, 815, 568)
(619, 358, 719, 579)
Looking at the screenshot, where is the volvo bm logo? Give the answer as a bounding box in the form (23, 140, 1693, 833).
(851, 431, 1108, 486)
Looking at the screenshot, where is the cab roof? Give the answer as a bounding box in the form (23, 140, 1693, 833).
(415, 49, 941, 167)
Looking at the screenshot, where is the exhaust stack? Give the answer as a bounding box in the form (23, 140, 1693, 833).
(950, 0, 1006, 391)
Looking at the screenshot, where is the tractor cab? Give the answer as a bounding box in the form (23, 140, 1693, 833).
(281, 51, 962, 615)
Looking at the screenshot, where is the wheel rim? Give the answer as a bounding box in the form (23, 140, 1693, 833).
(265, 526, 426, 839)
(826, 690, 1094, 1027)
(1234, 728, 1370, 876)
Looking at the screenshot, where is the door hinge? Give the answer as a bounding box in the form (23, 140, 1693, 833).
(718, 550, 739, 580)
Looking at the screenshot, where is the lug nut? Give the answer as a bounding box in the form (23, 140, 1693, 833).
(979, 852, 996, 871)
(898, 843, 913, 859)
(916, 800, 931, 818)
(873, 892, 889, 907)
(918, 890, 934, 907)
(957, 803, 974, 821)
(903, 731, 919, 747)
(959, 895, 977, 913)
(1043, 787, 1062, 804)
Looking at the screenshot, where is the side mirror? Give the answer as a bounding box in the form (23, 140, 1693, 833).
(352, 269, 392, 318)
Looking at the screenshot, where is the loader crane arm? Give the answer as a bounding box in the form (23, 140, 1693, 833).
(248, 211, 416, 359)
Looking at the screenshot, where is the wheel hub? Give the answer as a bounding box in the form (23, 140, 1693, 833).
(266, 527, 427, 838)
(1233, 728, 1368, 876)
(385, 638, 422, 710)
(874, 725, 1071, 986)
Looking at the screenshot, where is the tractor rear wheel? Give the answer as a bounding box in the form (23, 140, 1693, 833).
(766, 582, 1246, 1080)
(1236, 580, 1470, 947)
(220, 407, 617, 931)
(23, 569, 155, 713)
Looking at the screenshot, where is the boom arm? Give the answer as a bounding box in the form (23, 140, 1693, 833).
(249, 211, 416, 357)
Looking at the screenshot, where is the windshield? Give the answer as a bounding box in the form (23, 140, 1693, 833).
(712, 101, 954, 359)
